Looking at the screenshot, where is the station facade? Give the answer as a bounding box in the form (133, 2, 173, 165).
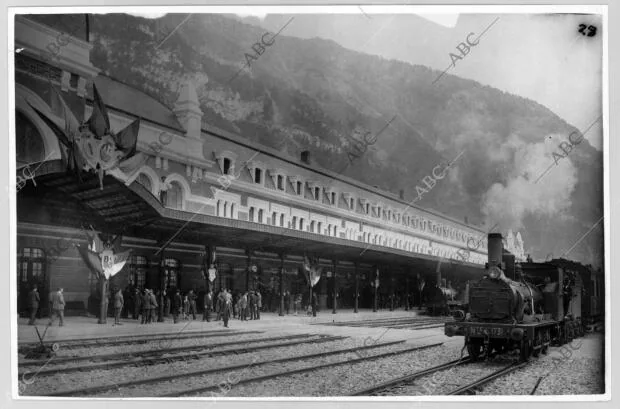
(14, 15, 526, 316)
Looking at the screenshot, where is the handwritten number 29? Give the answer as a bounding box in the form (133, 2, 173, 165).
(578, 24, 597, 37)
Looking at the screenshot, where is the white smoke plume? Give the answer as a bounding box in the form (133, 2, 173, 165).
(481, 132, 578, 230)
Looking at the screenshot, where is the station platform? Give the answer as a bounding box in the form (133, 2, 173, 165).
(16, 308, 446, 345)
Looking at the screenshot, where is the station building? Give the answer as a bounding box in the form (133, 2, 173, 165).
(14, 15, 526, 316)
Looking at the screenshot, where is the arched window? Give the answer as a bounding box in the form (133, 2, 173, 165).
(272, 212, 277, 225)
(333, 227, 338, 237)
(327, 225, 332, 236)
(223, 158, 232, 175)
(223, 202, 229, 218)
(164, 258, 180, 289)
(310, 221, 315, 233)
(166, 182, 183, 209)
(249, 207, 255, 222)
(230, 203, 236, 219)
(16, 111, 45, 167)
(291, 216, 297, 229)
(317, 222, 322, 234)
(137, 173, 152, 193)
(128, 255, 147, 289)
(296, 181, 303, 195)
(258, 209, 264, 224)
(299, 218, 305, 231)
(280, 214, 285, 227)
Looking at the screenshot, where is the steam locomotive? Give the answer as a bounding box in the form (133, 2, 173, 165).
(445, 233, 601, 361)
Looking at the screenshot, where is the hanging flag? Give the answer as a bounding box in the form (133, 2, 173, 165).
(76, 231, 132, 280)
(303, 256, 322, 287)
(86, 84, 111, 138)
(28, 81, 142, 189)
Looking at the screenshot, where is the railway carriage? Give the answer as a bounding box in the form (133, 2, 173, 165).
(445, 233, 585, 361)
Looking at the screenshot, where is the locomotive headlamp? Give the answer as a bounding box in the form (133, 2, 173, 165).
(488, 267, 502, 280)
(510, 328, 524, 341)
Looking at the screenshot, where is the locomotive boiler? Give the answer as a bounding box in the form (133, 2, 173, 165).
(445, 233, 584, 361)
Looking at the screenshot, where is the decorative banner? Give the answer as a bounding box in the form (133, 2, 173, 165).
(28, 83, 141, 189)
(208, 266, 217, 282)
(303, 255, 322, 287)
(76, 229, 132, 280)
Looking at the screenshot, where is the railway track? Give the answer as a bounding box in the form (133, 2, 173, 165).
(160, 342, 444, 397)
(349, 357, 471, 395)
(446, 362, 528, 395)
(18, 329, 258, 352)
(19, 334, 342, 376)
(350, 357, 528, 396)
(47, 339, 416, 396)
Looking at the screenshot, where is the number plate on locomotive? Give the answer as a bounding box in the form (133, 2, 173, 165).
(467, 326, 507, 337)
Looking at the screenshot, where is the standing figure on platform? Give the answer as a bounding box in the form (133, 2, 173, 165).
(203, 290, 213, 322)
(256, 291, 262, 319)
(149, 289, 159, 323)
(48, 288, 65, 327)
(141, 289, 150, 324)
(294, 293, 302, 315)
(248, 291, 257, 320)
(172, 289, 182, 324)
(222, 289, 232, 328)
(122, 286, 131, 319)
(114, 288, 124, 326)
(284, 291, 290, 315)
(238, 292, 248, 321)
(28, 286, 39, 325)
(133, 288, 142, 320)
(311, 292, 318, 317)
(188, 290, 197, 320)
(215, 290, 224, 321)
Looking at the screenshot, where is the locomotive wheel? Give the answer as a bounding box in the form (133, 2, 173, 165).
(467, 339, 485, 361)
(532, 332, 542, 358)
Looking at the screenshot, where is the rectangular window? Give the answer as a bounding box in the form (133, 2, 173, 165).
(331, 192, 336, 204)
(277, 175, 284, 190)
(297, 181, 303, 195)
(254, 168, 262, 184)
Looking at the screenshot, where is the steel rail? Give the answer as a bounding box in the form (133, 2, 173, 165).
(162, 342, 445, 397)
(19, 333, 321, 367)
(48, 340, 406, 396)
(18, 328, 242, 349)
(349, 357, 471, 396)
(446, 362, 528, 395)
(19, 329, 257, 352)
(20, 335, 347, 379)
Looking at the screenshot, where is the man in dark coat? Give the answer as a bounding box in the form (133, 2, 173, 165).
(222, 289, 232, 328)
(311, 292, 318, 317)
(284, 291, 290, 315)
(28, 286, 39, 325)
(133, 288, 142, 320)
(256, 291, 262, 320)
(172, 289, 182, 323)
(203, 291, 213, 322)
(141, 289, 151, 324)
(188, 290, 197, 320)
(248, 291, 257, 320)
(114, 288, 124, 325)
(216, 290, 224, 321)
(149, 290, 158, 323)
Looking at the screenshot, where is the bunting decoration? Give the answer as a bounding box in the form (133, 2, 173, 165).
(28, 82, 142, 189)
(303, 255, 322, 287)
(76, 228, 132, 280)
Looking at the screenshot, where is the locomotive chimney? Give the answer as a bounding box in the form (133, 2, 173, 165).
(488, 233, 504, 269)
